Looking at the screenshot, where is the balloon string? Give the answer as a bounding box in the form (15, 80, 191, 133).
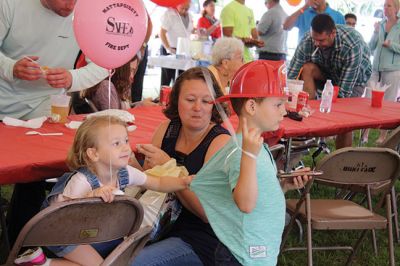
(108, 69, 113, 186)
(201, 69, 244, 165)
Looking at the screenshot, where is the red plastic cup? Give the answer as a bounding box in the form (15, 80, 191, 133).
(332, 86, 339, 103)
(160, 86, 172, 106)
(371, 90, 385, 108)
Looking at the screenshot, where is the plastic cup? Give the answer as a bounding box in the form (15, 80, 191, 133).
(160, 86, 172, 106)
(287, 79, 304, 110)
(371, 90, 384, 108)
(332, 86, 339, 103)
(50, 94, 71, 123)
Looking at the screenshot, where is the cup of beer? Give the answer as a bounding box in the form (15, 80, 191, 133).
(50, 94, 71, 123)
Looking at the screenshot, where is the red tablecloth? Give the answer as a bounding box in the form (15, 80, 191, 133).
(0, 106, 167, 185)
(282, 98, 400, 138)
(1, 98, 399, 185)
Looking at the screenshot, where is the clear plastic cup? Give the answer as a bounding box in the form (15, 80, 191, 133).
(287, 79, 304, 110)
(50, 94, 71, 123)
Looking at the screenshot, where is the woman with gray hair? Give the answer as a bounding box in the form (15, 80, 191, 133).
(208, 37, 244, 94)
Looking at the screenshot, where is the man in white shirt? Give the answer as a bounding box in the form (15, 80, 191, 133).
(1, 0, 107, 247)
(0, 0, 108, 120)
(159, 0, 194, 86)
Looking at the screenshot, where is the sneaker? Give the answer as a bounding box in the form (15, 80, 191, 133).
(14, 247, 47, 265)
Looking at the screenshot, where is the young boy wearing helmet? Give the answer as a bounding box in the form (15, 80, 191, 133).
(191, 60, 310, 265)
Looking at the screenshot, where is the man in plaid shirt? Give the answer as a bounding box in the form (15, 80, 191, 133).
(287, 14, 371, 99)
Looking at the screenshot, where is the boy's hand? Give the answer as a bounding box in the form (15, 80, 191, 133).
(90, 186, 115, 203)
(280, 167, 312, 192)
(182, 175, 194, 187)
(241, 117, 263, 158)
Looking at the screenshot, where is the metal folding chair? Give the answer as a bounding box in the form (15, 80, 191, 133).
(281, 147, 400, 266)
(7, 196, 147, 266)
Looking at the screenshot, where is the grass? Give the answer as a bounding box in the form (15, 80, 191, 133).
(1, 129, 399, 265)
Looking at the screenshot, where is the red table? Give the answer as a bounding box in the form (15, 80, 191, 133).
(0, 98, 399, 185)
(282, 98, 400, 138)
(0, 106, 167, 185)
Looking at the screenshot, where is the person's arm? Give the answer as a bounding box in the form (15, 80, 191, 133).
(0, 0, 42, 82)
(139, 12, 152, 59)
(198, 17, 219, 35)
(232, 117, 263, 213)
(251, 28, 259, 40)
(220, 5, 234, 38)
(337, 43, 364, 97)
(160, 27, 175, 54)
(369, 22, 380, 52)
(67, 61, 109, 92)
(257, 12, 272, 36)
(283, 1, 310, 30)
(287, 39, 309, 80)
(143, 174, 192, 193)
(175, 133, 230, 222)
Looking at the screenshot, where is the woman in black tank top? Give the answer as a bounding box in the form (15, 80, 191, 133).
(133, 68, 230, 266)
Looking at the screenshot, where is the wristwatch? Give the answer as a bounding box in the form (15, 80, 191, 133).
(142, 42, 147, 49)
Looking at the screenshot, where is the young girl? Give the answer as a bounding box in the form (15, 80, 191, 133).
(15, 115, 192, 266)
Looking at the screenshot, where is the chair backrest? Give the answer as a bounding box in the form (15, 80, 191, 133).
(379, 126, 400, 152)
(7, 196, 143, 265)
(102, 226, 152, 266)
(316, 147, 400, 185)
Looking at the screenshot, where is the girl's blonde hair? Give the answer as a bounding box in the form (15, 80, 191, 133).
(67, 116, 127, 170)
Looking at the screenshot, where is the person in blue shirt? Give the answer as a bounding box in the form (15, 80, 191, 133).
(283, 0, 345, 42)
(191, 61, 311, 266)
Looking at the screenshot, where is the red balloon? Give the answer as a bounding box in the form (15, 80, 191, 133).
(287, 0, 302, 6)
(150, 0, 187, 8)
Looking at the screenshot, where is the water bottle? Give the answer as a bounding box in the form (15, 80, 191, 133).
(319, 80, 333, 113)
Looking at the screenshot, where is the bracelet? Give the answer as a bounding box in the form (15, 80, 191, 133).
(242, 150, 258, 160)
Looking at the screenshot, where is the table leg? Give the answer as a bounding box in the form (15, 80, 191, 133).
(284, 138, 292, 172)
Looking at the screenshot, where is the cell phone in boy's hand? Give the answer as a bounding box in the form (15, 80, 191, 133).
(277, 170, 323, 179)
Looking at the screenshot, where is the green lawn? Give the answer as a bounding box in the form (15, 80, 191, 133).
(1, 129, 399, 265)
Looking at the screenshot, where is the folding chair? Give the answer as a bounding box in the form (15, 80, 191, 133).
(377, 126, 400, 243)
(6, 196, 146, 266)
(281, 147, 400, 266)
(102, 225, 152, 266)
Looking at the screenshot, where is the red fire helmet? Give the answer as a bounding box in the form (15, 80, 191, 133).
(217, 60, 287, 102)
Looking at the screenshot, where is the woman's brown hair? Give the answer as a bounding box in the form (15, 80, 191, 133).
(163, 67, 228, 124)
(82, 55, 138, 102)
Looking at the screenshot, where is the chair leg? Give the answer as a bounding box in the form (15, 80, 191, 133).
(345, 230, 368, 266)
(390, 187, 399, 243)
(295, 218, 303, 243)
(366, 186, 378, 255)
(386, 194, 395, 266)
(306, 194, 313, 266)
(280, 213, 297, 252)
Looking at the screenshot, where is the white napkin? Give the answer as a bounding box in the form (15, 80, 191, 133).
(2, 116, 47, 129)
(368, 81, 391, 92)
(87, 109, 135, 123)
(65, 121, 83, 129)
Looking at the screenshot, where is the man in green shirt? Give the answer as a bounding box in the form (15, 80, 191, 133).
(220, 0, 263, 62)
